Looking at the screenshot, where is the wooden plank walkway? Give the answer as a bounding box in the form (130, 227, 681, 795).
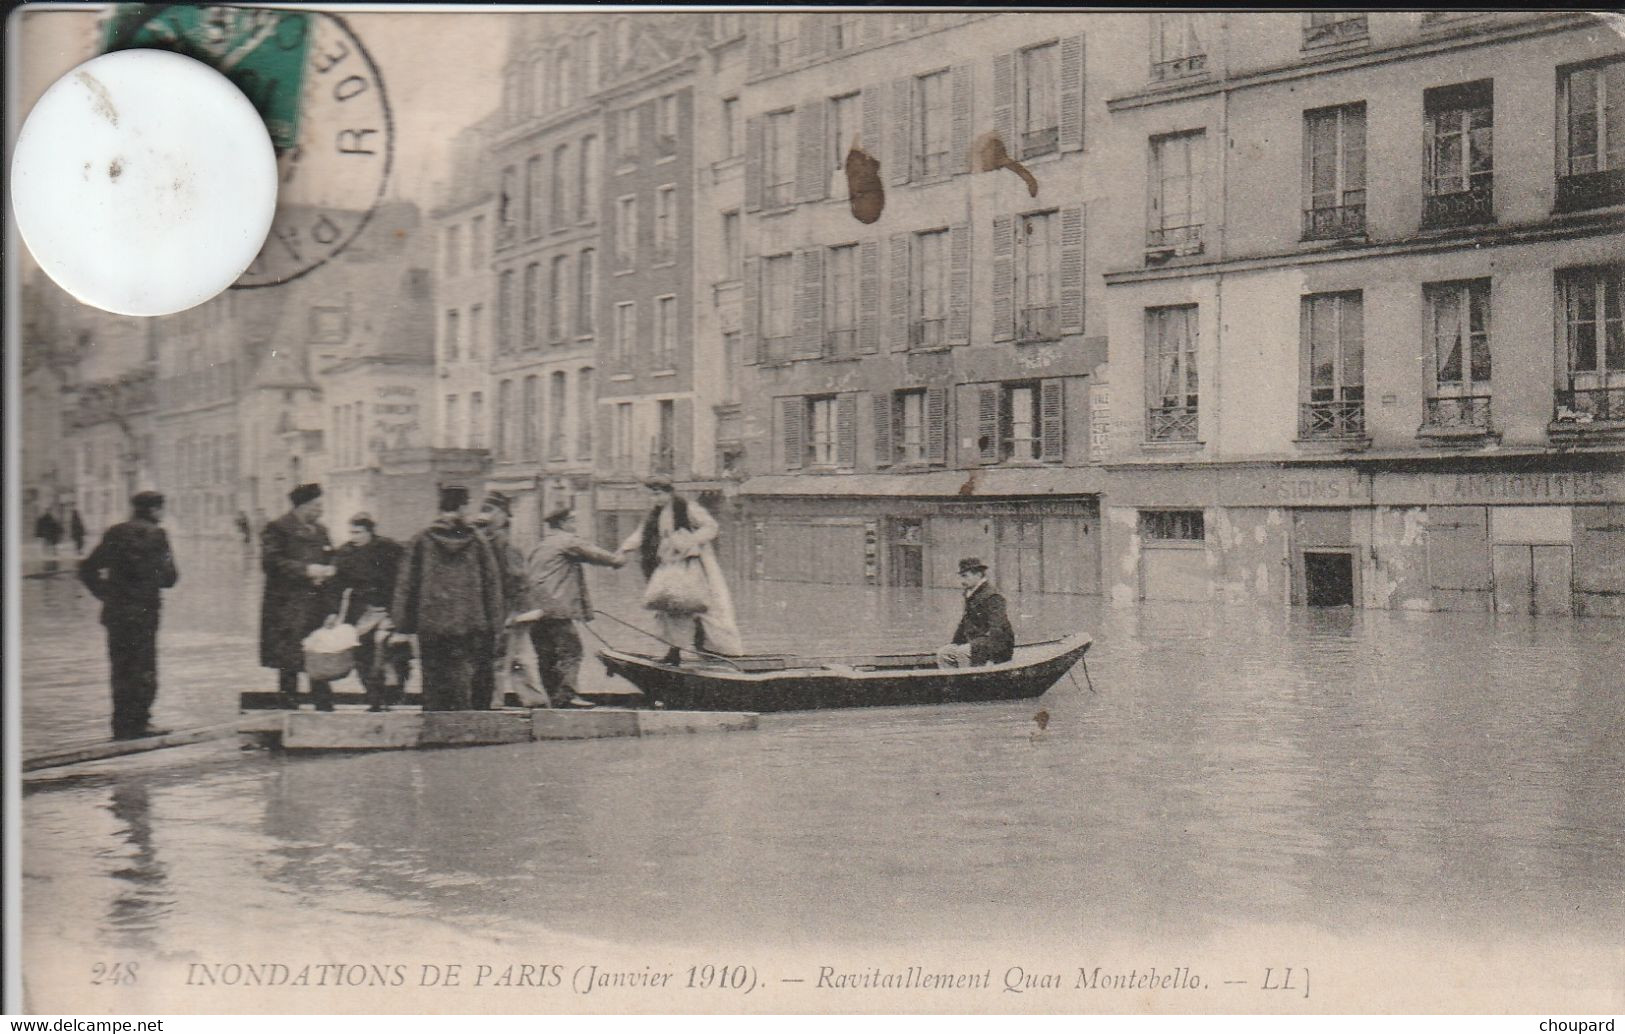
(22, 714, 282, 772)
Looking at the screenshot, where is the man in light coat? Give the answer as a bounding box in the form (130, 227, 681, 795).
(523, 506, 623, 707)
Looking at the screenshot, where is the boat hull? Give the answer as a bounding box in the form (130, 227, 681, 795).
(595, 635, 1091, 713)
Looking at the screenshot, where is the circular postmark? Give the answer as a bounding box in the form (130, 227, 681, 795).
(104, 6, 393, 288)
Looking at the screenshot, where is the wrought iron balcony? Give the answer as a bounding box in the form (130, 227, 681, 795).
(1146, 405, 1198, 442)
(1145, 223, 1204, 257)
(549, 433, 568, 461)
(1421, 395, 1493, 435)
(911, 318, 947, 349)
(648, 442, 675, 476)
(1555, 169, 1625, 213)
(1423, 185, 1494, 229)
(825, 328, 857, 356)
(1299, 399, 1366, 440)
(1554, 386, 1625, 424)
(763, 181, 795, 208)
(916, 150, 950, 179)
(1303, 15, 1368, 47)
(1017, 305, 1060, 343)
(1152, 53, 1207, 81)
(1302, 204, 1366, 240)
(1022, 127, 1058, 158)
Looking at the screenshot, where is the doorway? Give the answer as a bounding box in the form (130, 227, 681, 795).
(1303, 550, 1355, 607)
(888, 519, 924, 587)
(1492, 544, 1574, 616)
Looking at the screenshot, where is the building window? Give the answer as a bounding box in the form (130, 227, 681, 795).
(1424, 279, 1493, 432)
(914, 70, 951, 179)
(614, 301, 636, 364)
(722, 210, 741, 280)
(657, 93, 679, 155)
(614, 402, 634, 470)
(806, 396, 838, 466)
(522, 374, 540, 459)
(577, 368, 594, 460)
(614, 18, 633, 67)
(523, 261, 541, 348)
(722, 332, 741, 402)
(828, 92, 860, 174)
(912, 229, 949, 348)
(1303, 103, 1366, 239)
(1303, 12, 1368, 48)
(499, 166, 518, 240)
(555, 47, 576, 109)
(1017, 211, 1059, 342)
(471, 215, 486, 265)
(1557, 266, 1625, 423)
(615, 195, 637, 268)
(1004, 383, 1043, 462)
(1300, 291, 1366, 440)
(1424, 82, 1493, 228)
(655, 184, 676, 261)
(1019, 43, 1059, 158)
(1146, 305, 1198, 442)
(469, 391, 484, 449)
(655, 294, 677, 363)
(548, 256, 569, 343)
(763, 253, 794, 359)
(768, 13, 797, 69)
(469, 303, 484, 359)
(550, 144, 571, 228)
(584, 30, 600, 89)
(498, 270, 515, 353)
(525, 155, 543, 237)
(715, 13, 742, 39)
(1559, 59, 1625, 211)
(530, 58, 548, 114)
(618, 106, 640, 164)
(722, 96, 741, 159)
(832, 12, 863, 51)
(653, 399, 675, 474)
(496, 379, 513, 460)
(444, 309, 460, 362)
(826, 244, 858, 356)
(550, 371, 568, 459)
(1151, 13, 1205, 81)
(578, 134, 600, 222)
(765, 110, 795, 208)
(444, 394, 460, 449)
(577, 249, 595, 335)
(1148, 130, 1205, 256)
(444, 224, 461, 276)
(1140, 510, 1204, 542)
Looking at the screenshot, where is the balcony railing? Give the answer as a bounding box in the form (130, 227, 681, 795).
(649, 442, 675, 475)
(1555, 386, 1625, 423)
(549, 433, 568, 460)
(761, 334, 793, 363)
(763, 181, 795, 208)
(911, 318, 947, 349)
(916, 150, 950, 179)
(1556, 169, 1625, 213)
(1303, 15, 1368, 47)
(1022, 127, 1058, 158)
(1422, 394, 1493, 432)
(825, 328, 857, 356)
(1018, 305, 1060, 343)
(1302, 204, 1366, 240)
(1146, 405, 1199, 442)
(1152, 53, 1207, 81)
(1146, 223, 1204, 257)
(1299, 399, 1366, 439)
(1423, 185, 1494, 229)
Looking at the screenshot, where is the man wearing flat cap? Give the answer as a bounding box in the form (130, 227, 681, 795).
(393, 485, 504, 710)
(260, 483, 338, 710)
(522, 505, 624, 707)
(937, 556, 1015, 669)
(79, 491, 179, 739)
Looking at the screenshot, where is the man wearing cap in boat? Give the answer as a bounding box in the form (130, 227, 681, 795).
(260, 483, 338, 711)
(392, 484, 504, 711)
(937, 556, 1015, 668)
(521, 505, 625, 707)
(78, 490, 179, 739)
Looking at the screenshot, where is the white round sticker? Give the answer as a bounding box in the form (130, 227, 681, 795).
(11, 49, 278, 317)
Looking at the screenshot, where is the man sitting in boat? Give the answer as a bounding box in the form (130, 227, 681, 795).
(936, 557, 1015, 668)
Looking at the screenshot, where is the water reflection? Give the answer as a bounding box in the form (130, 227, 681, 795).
(103, 781, 170, 945)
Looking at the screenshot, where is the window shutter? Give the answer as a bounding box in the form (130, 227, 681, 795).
(927, 385, 948, 465)
(861, 84, 884, 162)
(744, 115, 765, 212)
(781, 397, 803, 470)
(888, 233, 911, 352)
(837, 393, 858, 467)
(889, 77, 913, 186)
(978, 385, 1001, 464)
(991, 215, 1015, 342)
(952, 63, 973, 175)
(1059, 206, 1086, 335)
(992, 51, 1015, 158)
(1040, 379, 1065, 462)
(873, 391, 893, 466)
(742, 257, 761, 364)
(798, 99, 828, 203)
(1059, 34, 1086, 153)
(858, 240, 882, 354)
(948, 222, 971, 345)
(797, 247, 825, 358)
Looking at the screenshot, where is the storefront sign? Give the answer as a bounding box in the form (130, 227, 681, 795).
(1377, 471, 1625, 506)
(1214, 470, 1369, 508)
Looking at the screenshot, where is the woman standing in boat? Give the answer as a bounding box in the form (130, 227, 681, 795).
(617, 476, 744, 664)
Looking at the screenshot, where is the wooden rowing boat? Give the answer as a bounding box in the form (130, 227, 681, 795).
(594, 632, 1091, 713)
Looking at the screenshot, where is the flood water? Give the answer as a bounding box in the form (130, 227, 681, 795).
(17, 538, 1625, 1008)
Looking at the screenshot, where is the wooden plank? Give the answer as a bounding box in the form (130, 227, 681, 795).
(531, 708, 641, 740)
(419, 710, 532, 746)
(636, 711, 758, 737)
(240, 691, 425, 710)
(24, 721, 250, 772)
(281, 712, 424, 750)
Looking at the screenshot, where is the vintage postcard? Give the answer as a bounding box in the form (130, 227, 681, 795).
(6, 5, 1624, 1016)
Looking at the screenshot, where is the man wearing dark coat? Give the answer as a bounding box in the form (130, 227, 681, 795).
(79, 491, 179, 739)
(937, 556, 1016, 668)
(260, 483, 338, 710)
(392, 485, 504, 711)
(329, 512, 408, 712)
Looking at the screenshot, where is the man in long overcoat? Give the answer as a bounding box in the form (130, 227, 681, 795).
(392, 485, 504, 711)
(261, 483, 338, 709)
(79, 491, 179, 739)
(937, 556, 1016, 668)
